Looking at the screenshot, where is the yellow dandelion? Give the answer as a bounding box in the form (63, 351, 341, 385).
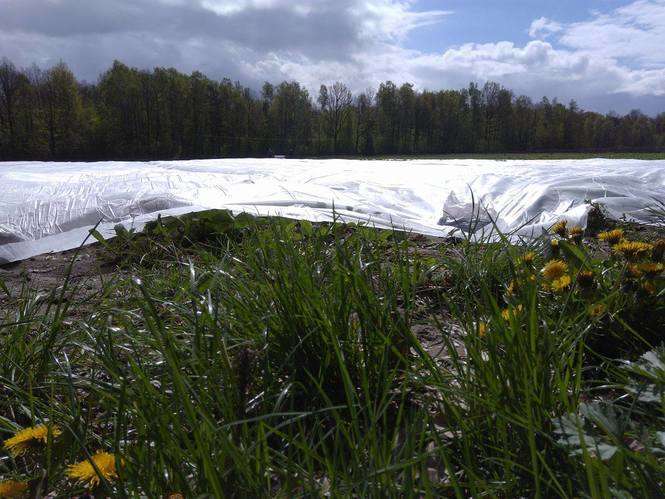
(639, 262, 664, 277)
(3, 425, 61, 457)
(577, 270, 594, 288)
(542, 259, 568, 281)
(653, 239, 665, 261)
(67, 452, 121, 488)
(598, 229, 624, 245)
(551, 220, 568, 237)
(550, 274, 572, 293)
(519, 251, 536, 265)
(0, 480, 29, 498)
(506, 280, 519, 296)
(588, 303, 606, 318)
(612, 240, 653, 261)
(501, 304, 523, 321)
(551, 238, 560, 254)
(569, 226, 583, 241)
(478, 322, 487, 337)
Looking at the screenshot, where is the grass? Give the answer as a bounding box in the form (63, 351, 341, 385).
(1, 210, 664, 497)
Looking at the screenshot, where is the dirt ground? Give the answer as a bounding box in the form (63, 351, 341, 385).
(0, 244, 120, 317)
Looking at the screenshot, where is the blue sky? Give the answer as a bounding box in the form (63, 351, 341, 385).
(406, 1, 626, 52)
(1, 0, 664, 114)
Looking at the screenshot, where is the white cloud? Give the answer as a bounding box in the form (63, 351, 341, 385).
(558, 0, 665, 67)
(528, 17, 563, 39)
(198, 0, 311, 16)
(0, 0, 664, 113)
(353, 0, 451, 41)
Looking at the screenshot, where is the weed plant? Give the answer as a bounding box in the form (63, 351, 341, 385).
(0, 211, 663, 497)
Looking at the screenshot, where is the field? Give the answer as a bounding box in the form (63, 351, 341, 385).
(1, 209, 664, 497)
(359, 152, 665, 161)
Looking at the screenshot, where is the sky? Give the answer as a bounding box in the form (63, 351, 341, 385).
(1, 0, 664, 115)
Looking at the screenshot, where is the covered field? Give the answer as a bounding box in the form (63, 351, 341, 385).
(1, 158, 664, 262)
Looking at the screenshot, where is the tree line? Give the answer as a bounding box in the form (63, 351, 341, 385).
(1, 57, 664, 161)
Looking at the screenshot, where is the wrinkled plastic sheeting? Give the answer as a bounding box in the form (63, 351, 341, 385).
(1, 158, 664, 263)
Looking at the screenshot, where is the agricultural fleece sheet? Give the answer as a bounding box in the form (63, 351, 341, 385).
(1, 158, 664, 263)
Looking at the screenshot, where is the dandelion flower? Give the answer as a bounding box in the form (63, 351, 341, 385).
(0, 480, 28, 498)
(639, 262, 664, 277)
(598, 229, 624, 245)
(501, 304, 523, 321)
(3, 425, 61, 457)
(550, 275, 572, 293)
(506, 280, 519, 296)
(569, 226, 583, 241)
(612, 240, 653, 261)
(550, 238, 560, 254)
(551, 220, 568, 237)
(542, 259, 568, 281)
(478, 322, 487, 337)
(588, 303, 606, 318)
(519, 251, 536, 265)
(67, 452, 121, 488)
(577, 270, 594, 288)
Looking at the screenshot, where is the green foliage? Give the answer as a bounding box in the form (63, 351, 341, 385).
(1, 214, 664, 496)
(553, 348, 665, 495)
(2, 57, 665, 160)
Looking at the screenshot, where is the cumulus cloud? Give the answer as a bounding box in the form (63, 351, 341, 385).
(559, 0, 665, 67)
(0, 0, 663, 113)
(0, 0, 449, 83)
(528, 17, 563, 39)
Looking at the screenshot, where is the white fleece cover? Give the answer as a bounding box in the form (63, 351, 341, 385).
(1, 158, 664, 263)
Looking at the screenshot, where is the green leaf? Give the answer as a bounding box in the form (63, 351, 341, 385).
(89, 228, 109, 248)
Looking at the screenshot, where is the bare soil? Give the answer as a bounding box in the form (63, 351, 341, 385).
(0, 244, 121, 317)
